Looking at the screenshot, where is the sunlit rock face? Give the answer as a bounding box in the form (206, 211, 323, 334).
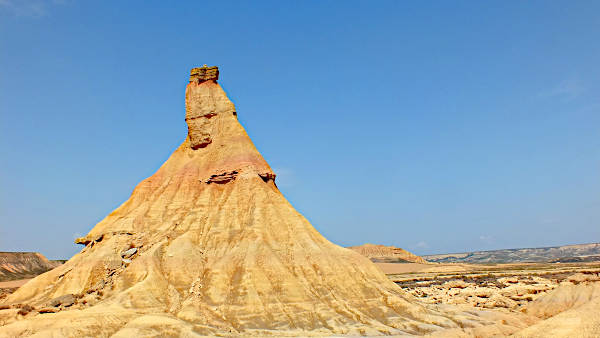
(0, 66, 473, 337)
(349, 243, 429, 264)
(185, 66, 232, 149)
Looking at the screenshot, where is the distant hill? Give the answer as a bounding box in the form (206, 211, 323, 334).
(0, 252, 62, 281)
(423, 243, 600, 264)
(348, 243, 428, 264)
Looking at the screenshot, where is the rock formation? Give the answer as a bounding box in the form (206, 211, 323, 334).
(349, 243, 428, 264)
(524, 274, 600, 319)
(514, 278, 600, 337)
(0, 66, 498, 336)
(0, 252, 61, 281)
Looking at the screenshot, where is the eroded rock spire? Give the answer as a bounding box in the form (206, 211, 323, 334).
(185, 65, 230, 149)
(0, 65, 488, 337)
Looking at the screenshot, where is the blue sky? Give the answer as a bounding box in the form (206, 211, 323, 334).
(1, 1, 599, 259)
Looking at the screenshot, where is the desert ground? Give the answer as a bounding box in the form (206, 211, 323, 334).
(0, 280, 27, 304)
(2, 260, 599, 336)
(381, 261, 600, 309)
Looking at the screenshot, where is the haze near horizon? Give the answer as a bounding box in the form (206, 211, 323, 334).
(0, 1, 599, 259)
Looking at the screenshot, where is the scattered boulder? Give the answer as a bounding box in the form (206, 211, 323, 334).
(38, 307, 59, 314)
(121, 247, 137, 258)
(48, 294, 76, 308)
(90, 280, 105, 292)
(74, 237, 91, 245)
(17, 304, 34, 316)
(444, 280, 470, 289)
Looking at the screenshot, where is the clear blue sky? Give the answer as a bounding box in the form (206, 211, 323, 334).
(1, 1, 599, 259)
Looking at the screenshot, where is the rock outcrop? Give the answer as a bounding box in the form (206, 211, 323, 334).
(514, 279, 600, 337)
(349, 243, 428, 264)
(524, 274, 600, 319)
(0, 66, 502, 336)
(185, 66, 235, 150)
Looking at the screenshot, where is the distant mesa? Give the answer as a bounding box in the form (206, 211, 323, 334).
(0, 252, 61, 282)
(550, 255, 600, 263)
(348, 243, 428, 264)
(423, 243, 600, 264)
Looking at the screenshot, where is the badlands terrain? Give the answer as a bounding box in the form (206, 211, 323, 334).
(1, 66, 598, 337)
(346, 243, 600, 336)
(2, 255, 599, 337)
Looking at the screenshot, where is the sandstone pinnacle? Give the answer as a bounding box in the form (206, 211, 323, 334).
(0, 65, 481, 336)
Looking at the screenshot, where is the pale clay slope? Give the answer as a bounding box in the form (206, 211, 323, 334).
(0, 67, 500, 336)
(513, 281, 600, 337)
(512, 296, 600, 338)
(524, 275, 600, 319)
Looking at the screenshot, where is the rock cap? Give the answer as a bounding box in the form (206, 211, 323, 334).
(190, 65, 219, 83)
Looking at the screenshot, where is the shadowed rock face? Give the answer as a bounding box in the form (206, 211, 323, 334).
(0, 66, 487, 337)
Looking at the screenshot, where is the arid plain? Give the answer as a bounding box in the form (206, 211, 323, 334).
(3, 249, 600, 337)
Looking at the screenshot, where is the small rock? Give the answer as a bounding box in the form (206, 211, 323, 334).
(74, 237, 91, 245)
(121, 247, 137, 258)
(443, 280, 469, 289)
(91, 280, 105, 292)
(38, 307, 59, 314)
(17, 304, 34, 316)
(49, 294, 76, 307)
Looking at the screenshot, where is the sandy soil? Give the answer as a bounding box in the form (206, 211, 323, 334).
(374, 262, 432, 274)
(375, 262, 470, 274)
(2, 262, 599, 336)
(0, 279, 30, 288)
